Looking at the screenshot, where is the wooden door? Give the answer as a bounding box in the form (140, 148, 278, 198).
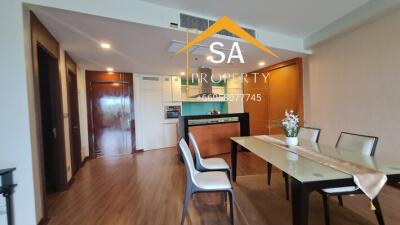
(37, 46, 62, 193)
(90, 82, 132, 157)
(66, 69, 82, 174)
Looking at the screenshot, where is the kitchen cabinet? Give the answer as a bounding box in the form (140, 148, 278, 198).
(163, 122, 178, 147)
(163, 76, 181, 102)
(140, 75, 164, 150)
(171, 76, 181, 101)
(139, 75, 180, 150)
(162, 76, 172, 102)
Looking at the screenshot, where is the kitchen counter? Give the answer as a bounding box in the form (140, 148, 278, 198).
(179, 113, 249, 157)
(187, 116, 239, 126)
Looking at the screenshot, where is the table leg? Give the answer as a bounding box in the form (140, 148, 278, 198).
(291, 177, 310, 225)
(2, 190, 13, 225)
(231, 141, 237, 182)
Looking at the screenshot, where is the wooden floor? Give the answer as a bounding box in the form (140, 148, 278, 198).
(46, 148, 400, 225)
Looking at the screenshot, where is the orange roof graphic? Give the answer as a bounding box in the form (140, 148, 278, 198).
(176, 16, 278, 58)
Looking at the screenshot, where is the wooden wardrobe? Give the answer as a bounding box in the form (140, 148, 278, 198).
(243, 58, 303, 135)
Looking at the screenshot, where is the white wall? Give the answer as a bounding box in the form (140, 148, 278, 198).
(0, 2, 93, 224)
(304, 6, 400, 156)
(0, 2, 38, 225)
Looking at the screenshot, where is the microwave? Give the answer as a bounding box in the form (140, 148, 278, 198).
(165, 105, 181, 119)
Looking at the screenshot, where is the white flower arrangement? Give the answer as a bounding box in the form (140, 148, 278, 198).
(282, 110, 299, 137)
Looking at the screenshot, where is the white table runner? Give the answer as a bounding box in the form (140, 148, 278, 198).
(255, 135, 387, 201)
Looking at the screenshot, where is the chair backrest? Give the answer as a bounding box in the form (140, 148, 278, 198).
(188, 132, 204, 167)
(298, 127, 321, 143)
(179, 138, 198, 183)
(336, 132, 378, 156)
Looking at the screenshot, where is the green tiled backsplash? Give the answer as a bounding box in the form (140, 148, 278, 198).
(182, 102, 228, 116)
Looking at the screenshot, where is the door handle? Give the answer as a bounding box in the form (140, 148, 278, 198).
(52, 128, 57, 139)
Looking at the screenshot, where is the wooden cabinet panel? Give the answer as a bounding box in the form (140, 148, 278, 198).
(189, 123, 240, 157)
(243, 58, 303, 135)
(268, 64, 300, 134)
(244, 73, 269, 135)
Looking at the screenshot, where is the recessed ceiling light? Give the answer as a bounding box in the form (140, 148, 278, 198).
(206, 55, 213, 61)
(100, 42, 111, 49)
(106, 67, 114, 72)
(258, 61, 266, 66)
(180, 71, 186, 76)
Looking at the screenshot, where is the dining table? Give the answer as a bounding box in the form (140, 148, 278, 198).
(230, 135, 400, 225)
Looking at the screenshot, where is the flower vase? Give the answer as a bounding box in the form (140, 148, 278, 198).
(285, 136, 298, 146)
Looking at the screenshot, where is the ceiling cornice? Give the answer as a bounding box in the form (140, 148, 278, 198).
(304, 0, 400, 49)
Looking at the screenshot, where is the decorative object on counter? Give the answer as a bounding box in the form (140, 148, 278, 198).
(209, 108, 220, 115)
(282, 110, 299, 146)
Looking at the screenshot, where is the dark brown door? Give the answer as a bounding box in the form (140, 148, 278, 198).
(66, 70, 82, 174)
(37, 46, 63, 193)
(90, 81, 132, 157)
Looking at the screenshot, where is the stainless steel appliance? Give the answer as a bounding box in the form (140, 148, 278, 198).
(164, 105, 181, 119)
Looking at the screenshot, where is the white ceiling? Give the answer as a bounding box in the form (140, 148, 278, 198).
(141, 0, 370, 38)
(30, 6, 303, 75)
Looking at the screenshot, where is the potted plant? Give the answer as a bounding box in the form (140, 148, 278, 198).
(282, 110, 299, 146)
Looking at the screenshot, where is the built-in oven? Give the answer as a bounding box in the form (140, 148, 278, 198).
(164, 105, 181, 119)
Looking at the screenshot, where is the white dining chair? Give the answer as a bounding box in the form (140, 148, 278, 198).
(178, 139, 235, 225)
(188, 132, 232, 180)
(320, 132, 384, 225)
(298, 127, 321, 143)
(267, 127, 321, 200)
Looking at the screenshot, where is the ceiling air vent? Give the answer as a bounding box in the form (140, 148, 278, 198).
(208, 20, 256, 38)
(180, 13, 208, 31)
(180, 13, 256, 38)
